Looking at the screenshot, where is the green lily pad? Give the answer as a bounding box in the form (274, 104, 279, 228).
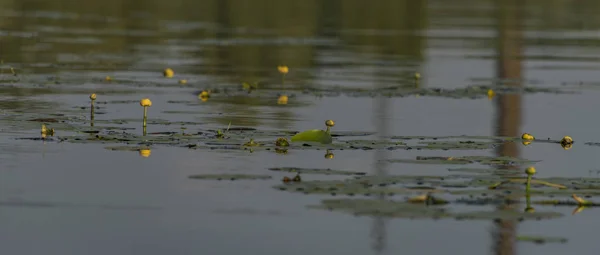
(291, 129, 332, 144)
(447, 168, 522, 175)
(382, 158, 471, 165)
(517, 236, 568, 244)
(104, 145, 150, 151)
(267, 167, 367, 176)
(188, 174, 272, 181)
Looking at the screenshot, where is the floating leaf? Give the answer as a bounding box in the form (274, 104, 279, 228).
(291, 129, 332, 144)
(268, 167, 367, 176)
(517, 236, 568, 244)
(188, 174, 272, 181)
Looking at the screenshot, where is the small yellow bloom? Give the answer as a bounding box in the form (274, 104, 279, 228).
(139, 149, 151, 158)
(414, 72, 421, 80)
(277, 94, 288, 105)
(561, 136, 573, 145)
(140, 98, 152, 107)
(525, 166, 536, 176)
(105, 76, 112, 81)
(89, 93, 97, 100)
(179, 79, 187, 84)
(560, 136, 573, 150)
(163, 68, 174, 78)
(522, 140, 531, 146)
(198, 90, 210, 102)
(487, 89, 495, 100)
(41, 124, 55, 136)
(324, 150, 334, 159)
(325, 120, 335, 127)
(277, 65, 289, 74)
(521, 133, 534, 140)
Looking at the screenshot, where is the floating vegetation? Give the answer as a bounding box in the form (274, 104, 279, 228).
(267, 167, 367, 176)
(447, 167, 521, 175)
(188, 174, 272, 181)
(517, 236, 568, 244)
(307, 198, 564, 220)
(383, 156, 540, 166)
(104, 145, 151, 152)
(291, 120, 335, 144)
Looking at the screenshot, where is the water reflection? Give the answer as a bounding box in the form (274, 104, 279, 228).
(492, 0, 524, 254)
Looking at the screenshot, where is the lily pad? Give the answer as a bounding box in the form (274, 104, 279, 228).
(188, 174, 272, 181)
(291, 129, 332, 144)
(517, 236, 568, 244)
(267, 167, 367, 176)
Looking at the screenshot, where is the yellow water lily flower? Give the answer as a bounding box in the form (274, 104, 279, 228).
(179, 79, 187, 84)
(198, 90, 210, 102)
(525, 166, 536, 176)
(487, 89, 495, 100)
(277, 65, 289, 74)
(325, 120, 335, 127)
(89, 93, 97, 100)
(277, 94, 288, 105)
(140, 98, 152, 107)
(163, 68, 174, 78)
(521, 133, 534, 140)
(139, 149, 151, 158)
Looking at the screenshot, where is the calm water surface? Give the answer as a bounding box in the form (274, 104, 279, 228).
(2, 0, 600, 254)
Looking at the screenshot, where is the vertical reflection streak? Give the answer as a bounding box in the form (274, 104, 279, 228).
(491, 1, 524, 255)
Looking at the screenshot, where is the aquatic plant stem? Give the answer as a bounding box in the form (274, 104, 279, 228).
(526, 175, 532, 192)
(143, 106, 148, 135)
(90, 101, 95, 127)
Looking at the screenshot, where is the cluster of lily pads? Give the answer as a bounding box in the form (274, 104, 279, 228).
(10, 66, 598, 246)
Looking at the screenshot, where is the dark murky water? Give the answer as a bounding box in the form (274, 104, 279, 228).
(2, 0, 600, 254)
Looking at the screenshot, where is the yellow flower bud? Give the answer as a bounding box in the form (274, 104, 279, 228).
(525, 166, 536, 176)
(521, 133, 534, 140)
(163, 68, 174, 78)
(325, 120, 335, 127)
(277, 65, 289, 74)
(140, 98, 152, 107)
(139, 149, 151, 158)
(277, 95, 288, 105)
